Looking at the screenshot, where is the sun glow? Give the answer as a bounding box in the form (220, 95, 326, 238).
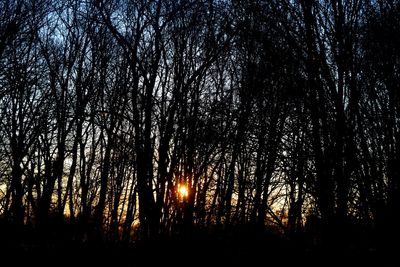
(178, 184, 189, 198)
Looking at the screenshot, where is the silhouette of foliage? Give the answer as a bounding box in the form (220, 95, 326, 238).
(0, 0, 399, 263)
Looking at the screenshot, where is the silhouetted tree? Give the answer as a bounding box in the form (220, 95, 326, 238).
(0, 0, 398, 255)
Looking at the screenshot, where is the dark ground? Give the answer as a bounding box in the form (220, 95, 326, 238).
(2, 240, 394, 267)
(1, 225, 396, 267)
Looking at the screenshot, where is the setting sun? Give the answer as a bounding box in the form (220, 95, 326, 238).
(178, 184, 189, 198)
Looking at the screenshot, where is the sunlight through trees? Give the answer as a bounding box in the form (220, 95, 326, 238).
(0, 0, 399, 253)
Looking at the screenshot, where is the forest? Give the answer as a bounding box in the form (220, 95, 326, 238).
(0, 0, 399, 264)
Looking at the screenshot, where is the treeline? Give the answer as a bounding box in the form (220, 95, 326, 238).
(0, 0, 399, 248)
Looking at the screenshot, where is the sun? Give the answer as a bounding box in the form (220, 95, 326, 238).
(178, 184, 189, 198)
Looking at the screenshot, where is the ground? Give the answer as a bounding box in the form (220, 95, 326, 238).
(1, 230, 394, 267)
